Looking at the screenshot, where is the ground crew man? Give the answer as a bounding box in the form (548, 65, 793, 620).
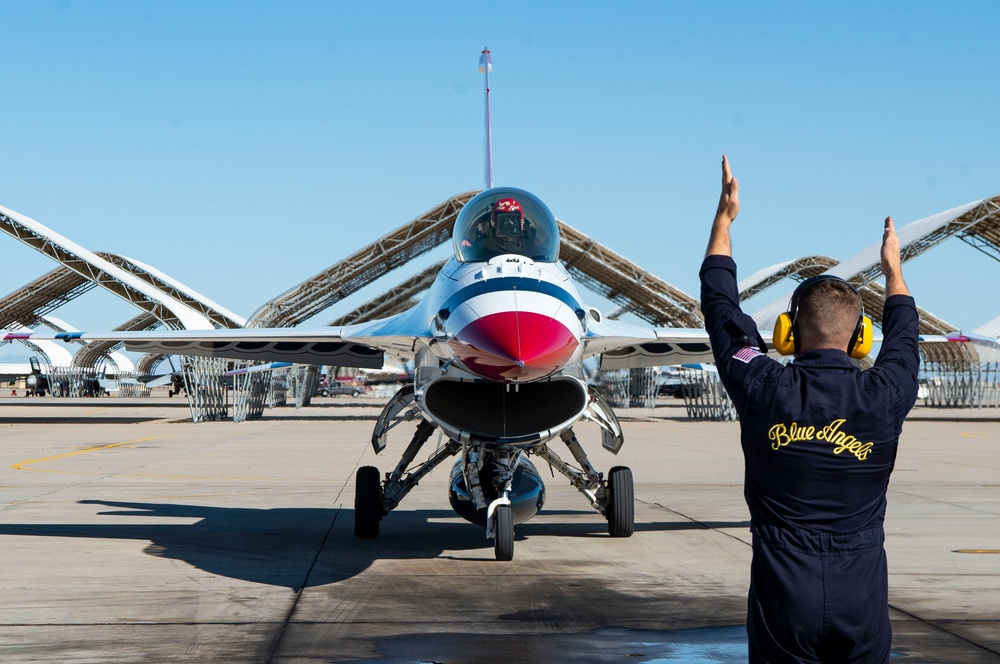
(700, 156, 920, 662)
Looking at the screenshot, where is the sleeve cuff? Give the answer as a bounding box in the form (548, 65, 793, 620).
(700, 254, 737, 275)
(884, 294, 916, 310)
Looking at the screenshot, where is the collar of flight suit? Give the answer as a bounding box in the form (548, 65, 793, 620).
(791, 348, 857, 369)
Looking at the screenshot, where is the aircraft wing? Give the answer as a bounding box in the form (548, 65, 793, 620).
(599, 330, 718, 369)
(919, 332, 1000, 347)
(139, 373, 180, 387)
(582, 318, 717, 369)
(3, 311, 433, 370)
(584, 316, 910, 370)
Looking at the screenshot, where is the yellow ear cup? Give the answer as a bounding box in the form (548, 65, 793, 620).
(849, 315, 874, 359)
(773, 312, 796, 356)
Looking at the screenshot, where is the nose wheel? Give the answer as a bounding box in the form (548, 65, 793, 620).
(492, 504, 514, 561)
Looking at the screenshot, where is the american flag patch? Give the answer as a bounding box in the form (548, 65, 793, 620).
(733, 346, 764, 364)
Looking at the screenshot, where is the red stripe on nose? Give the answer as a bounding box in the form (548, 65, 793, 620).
(450, 311, 579, 382)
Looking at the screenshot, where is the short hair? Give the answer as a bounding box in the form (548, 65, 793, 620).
(795, 279, 863, 349)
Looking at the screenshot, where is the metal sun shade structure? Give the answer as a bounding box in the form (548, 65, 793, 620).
(0, 204, 246, 421)
(740, 194, 1000, 412)
(214, 191, 1000, 421)
(826, 196, 1000, 409)
(0, 268, 135, 396)
(0, 206, 216, 330)
(3, 191, 1000, 420)
(229, 192, 480, 421)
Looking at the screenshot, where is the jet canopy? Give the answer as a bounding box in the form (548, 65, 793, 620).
(453, 187, 560, 263)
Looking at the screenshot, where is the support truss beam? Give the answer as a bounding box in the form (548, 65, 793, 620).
(557, 221, 703, 327)
(248, 192, 480, 328)
(328, 261, 444, 327)
(0, 266, 97, 329)
(0, 205, 214, 330)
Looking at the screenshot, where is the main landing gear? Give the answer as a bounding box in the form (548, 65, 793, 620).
(354, 429, 634, 559)
(606, 466, 635, 538)
(354, 466, 382, 538)
(358, 389, 635, 560)
(533, 428, 635, 538)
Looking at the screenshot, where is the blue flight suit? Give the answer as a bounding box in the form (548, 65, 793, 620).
(700, 255, 920, 663)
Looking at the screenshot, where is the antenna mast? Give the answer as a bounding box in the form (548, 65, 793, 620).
(479, 47, 493, 190)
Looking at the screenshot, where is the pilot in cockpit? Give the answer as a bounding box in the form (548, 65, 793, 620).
(462, 198, 535, 255)
(454, 188, 558, 263)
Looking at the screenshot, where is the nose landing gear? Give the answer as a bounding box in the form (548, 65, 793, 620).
(491, 502, 514, 561)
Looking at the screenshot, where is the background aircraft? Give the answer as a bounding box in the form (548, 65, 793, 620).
(0, 356, 49, 396)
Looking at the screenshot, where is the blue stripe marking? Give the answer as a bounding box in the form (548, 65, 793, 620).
(441, 277, 583, 316)
(55, 332, 84, 341)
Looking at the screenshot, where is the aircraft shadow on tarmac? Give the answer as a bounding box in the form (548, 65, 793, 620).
(0, 499, 748, 589)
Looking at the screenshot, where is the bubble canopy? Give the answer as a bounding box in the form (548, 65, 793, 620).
(452, 187, 560, 263)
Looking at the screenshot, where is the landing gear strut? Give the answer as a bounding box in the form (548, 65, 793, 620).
(478, 447, 521, 561)
(532, 427, 635, 537)
(354, 415, 461, 540)
(358, 387, 635, 560)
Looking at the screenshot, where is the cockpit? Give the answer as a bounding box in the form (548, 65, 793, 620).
(453, 187, 560, 263)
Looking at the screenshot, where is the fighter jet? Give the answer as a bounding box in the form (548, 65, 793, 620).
(3, 49, 713, 560)
(0, 356, 49, 396)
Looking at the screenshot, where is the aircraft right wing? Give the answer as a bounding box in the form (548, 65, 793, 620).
(3, 308, 436, 370)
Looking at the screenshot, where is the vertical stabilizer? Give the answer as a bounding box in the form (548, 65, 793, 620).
(479, 47, 493, 190)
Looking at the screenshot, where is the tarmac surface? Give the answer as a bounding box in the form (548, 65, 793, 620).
(0, 395, 997, 663)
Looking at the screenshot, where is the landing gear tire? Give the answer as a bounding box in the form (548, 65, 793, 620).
(354, 466, 382, 539)
(493, 505, 514, 561)
(607, 465, 635, 538)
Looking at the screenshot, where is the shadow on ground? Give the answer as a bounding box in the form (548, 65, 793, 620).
(0, 500, 748, 589)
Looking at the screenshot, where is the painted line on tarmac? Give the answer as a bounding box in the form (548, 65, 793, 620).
(11, 436, 166, 472)
(954, 549, 1000, 554)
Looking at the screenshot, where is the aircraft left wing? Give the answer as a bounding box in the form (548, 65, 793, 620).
(581, 317, 716, 369)
(598, 332, 717, 369)
(583, 316, 914, 369)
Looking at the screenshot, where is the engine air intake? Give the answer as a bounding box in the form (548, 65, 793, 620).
(423, 377, 587, 443)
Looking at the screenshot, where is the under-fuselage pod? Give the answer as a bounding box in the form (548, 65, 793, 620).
(448, 455, 545, 526)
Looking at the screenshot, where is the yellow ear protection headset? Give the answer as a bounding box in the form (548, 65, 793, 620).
(772, 275, 873, 359)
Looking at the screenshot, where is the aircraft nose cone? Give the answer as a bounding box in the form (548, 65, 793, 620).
(450, 310, 579, 382)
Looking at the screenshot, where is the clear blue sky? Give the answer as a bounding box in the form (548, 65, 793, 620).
(2, 1, 998, 352)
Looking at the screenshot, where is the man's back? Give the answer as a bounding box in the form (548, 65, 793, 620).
(699, 155, 919, 662)
(738, 349, 912, 533)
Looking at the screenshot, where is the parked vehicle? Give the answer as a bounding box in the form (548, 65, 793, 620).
(316, 382, 363, 398)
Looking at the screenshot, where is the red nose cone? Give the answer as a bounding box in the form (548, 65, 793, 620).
(450, 311, 579, 381)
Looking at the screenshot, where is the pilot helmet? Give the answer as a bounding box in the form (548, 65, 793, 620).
(492, 198, 524, 238)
